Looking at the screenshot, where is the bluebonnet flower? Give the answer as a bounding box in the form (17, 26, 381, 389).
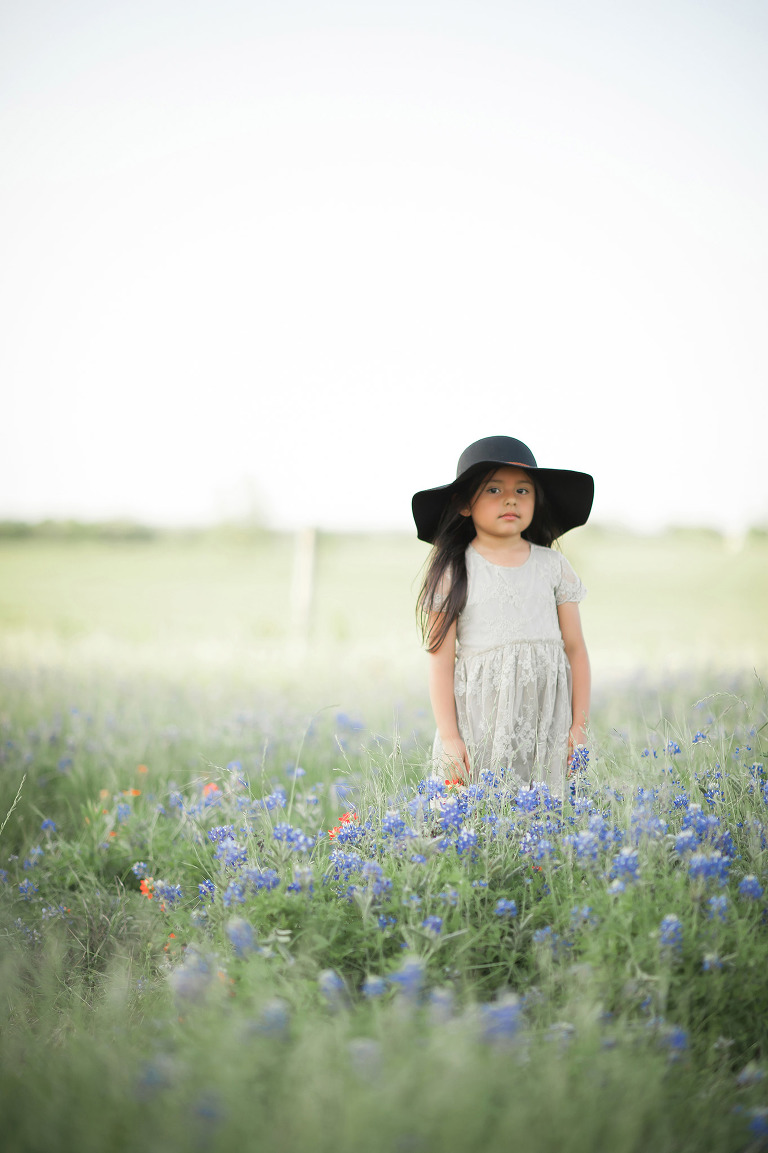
(242, 867, 280, 891)
(667, 741, 681, 755)
(421, 915, 443, 935)
(285, 764, 306, 779)
(116, 803, 131, 823)
(608, 879, 626, 894)
(0, 870, 8, 883)
(262, 787, 287, 811)
(611, 848, 640, 882)
(40, 818, 56, 833)
(222, 881, 246, 907)
(287, 866, 314, 895)
(226, 917, 256, 957)
(58, 756, 73, 773)
(389, 955, 425, 1001)
(563, 829, 600, 864)
(570, 905, 597, 929)
(318, 969, 348, 1012)
(168, 949, 213, 1001)
(692, 731, 708, 743)
(410, 854, 427, 864)
(153, 880, 182, 903)
(382, 811, 406, 839)
(377, 914, 397, 931)
(702, 953, 723, 971)
(132, 861, 149, 879)
(18, 879, 38, 900)
(707, 894, 728, 921)
(456, 828, 478, 856)
(471, 878, 488, 888)
(675, 828, 698, 855)
(747, 1108, 768, 1141)
(437, 797, 464, 834)
(738, 874, 763, 901)
(438, 888, 459, 906)
(659, 914, 683, 951)
(495, 898, 518, 918)
(362, 975, 387, 998)
(659, 1026, 688, 1055)
(198, 879, 215, 900)
(207, 825, 235, 844)
(480, 994, 521, 1044)
(401, 893, 422, 908)
(688, 851, 730, 886)
(22, 846, 44, 869)
(214, 838, 247, 869)
(631, 808, 667, 843)
(532, 838, 555, 862)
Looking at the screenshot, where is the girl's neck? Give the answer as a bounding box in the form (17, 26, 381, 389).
(470, 535, 532, 567)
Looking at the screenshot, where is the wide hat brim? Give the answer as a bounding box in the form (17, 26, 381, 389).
(412, 436, 594, 544)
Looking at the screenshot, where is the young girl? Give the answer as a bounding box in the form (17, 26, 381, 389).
(413, 435, 594, 796)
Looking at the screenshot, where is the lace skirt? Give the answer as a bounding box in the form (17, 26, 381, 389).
(432, 640, 572, 795)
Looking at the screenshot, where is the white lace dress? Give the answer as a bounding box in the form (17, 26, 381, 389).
(432, 543, 586, 795)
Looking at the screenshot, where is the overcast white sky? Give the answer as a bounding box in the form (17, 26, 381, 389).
(2, 0, 766, 534)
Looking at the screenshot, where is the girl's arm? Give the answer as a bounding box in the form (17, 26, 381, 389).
(557, 601, 591, 761)
(427, 614, 471, 780)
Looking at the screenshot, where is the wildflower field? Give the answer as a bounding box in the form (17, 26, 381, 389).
(1, 527, 768, 1153)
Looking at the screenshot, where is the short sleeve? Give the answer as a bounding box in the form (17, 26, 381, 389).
(554, 552, 586, 605)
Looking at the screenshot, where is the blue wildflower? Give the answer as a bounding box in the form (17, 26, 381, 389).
(362, 975, 387, 998)
(494, 898, 518, 918)
(611, 848, 640, 882)
(389, 955, 425, 1000)
(225, 917, 256, 957)
(318, 969, 348, 1012)
(207, 825, 235, 844)
(421, 915, 443, 935)
(214, 838, 247, 869)
(22, 846, 44, 869)
(702, 953, 723, 971)
(116, 803, 131, 823)
(456, 828, 478, 856)
(480, 994, 521, 1044)
(707, 894, 728, 921)
(659, 914, 683, 951)
(738, 874, 764, 901)
(41, 819, 56, 833)
(410, 854, 427, 864)
(132, 862, 149, 879)
(688, 851, 730, 887)
(18, 879, 38, 900)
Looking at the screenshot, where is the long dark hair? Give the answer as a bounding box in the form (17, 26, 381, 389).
(416, 467, 560, 653)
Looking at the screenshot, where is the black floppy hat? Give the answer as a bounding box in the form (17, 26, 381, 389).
(411, 436, 594, 544)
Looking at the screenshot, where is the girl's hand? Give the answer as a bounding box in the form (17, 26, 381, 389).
(441, 736, 471, 783)
(567, 723, 588, 768)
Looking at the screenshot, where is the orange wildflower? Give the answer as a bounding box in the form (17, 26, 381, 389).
(137, 764, 148, 774)
(202, 783, 220, 796)
(124, 788, 141, 797)
(328, 810, 358, 839)
(99, 789, 109, 800)
(140, 879, 154, 899)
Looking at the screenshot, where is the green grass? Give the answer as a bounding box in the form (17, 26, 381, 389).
(1, 529, 768, 1152)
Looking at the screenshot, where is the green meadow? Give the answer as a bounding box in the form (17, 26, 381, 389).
(1, 526, 767, 1153)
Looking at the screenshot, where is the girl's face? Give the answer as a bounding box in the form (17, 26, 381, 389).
(461, 466, 535, 540)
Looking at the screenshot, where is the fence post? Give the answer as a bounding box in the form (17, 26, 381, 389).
(290, 526, 316, 644)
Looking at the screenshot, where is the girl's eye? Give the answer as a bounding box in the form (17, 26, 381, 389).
(487, 486, 500, 494)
